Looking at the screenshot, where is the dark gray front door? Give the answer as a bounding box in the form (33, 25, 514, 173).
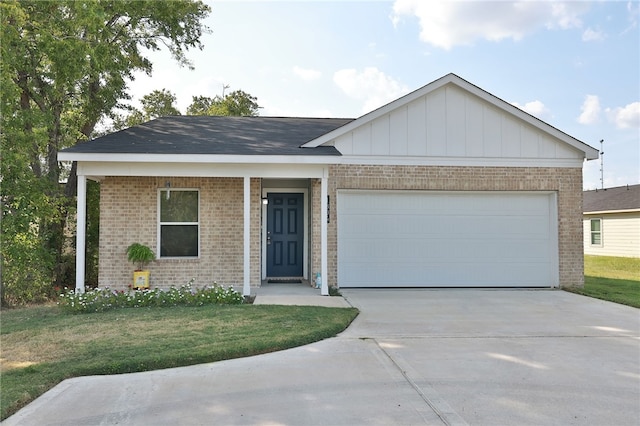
(267, 193, 303, 277)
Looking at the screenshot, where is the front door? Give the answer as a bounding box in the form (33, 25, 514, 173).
(267, 193, 304, 277)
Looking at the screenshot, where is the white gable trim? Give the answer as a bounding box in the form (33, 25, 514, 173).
(302, 73, 599, 160)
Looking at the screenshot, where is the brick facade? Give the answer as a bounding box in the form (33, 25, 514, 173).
(98, 176, 260, 290)
(98, 166, 584, 291)
(326, 165, 584, 288)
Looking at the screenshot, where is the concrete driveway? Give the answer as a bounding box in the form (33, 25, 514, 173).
(4, 289, 639, 425)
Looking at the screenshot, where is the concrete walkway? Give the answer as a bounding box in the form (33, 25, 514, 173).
(252, 282, 352, 308)
(4, 289, 639, 425)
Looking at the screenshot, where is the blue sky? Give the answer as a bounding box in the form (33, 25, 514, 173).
(128, 0, 639, 189)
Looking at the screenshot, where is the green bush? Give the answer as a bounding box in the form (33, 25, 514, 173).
(58, 281, 244, 314)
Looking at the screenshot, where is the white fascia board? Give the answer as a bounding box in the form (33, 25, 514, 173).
(77, 161, 328, 179)
(583, 209, 640, 215)
(335, 155, 586, 168)
(75, 154, 585, 178)
(302, 73, 600, 160)
(58, 152, 339, 164)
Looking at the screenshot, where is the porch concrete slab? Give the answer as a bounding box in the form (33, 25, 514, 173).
(5, 289, 640, 426)
(252, 282, 352, 307)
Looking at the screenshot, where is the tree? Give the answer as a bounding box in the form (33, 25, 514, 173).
(185, 95, 216, 116)
(112, 89, 181, 129)
(113, 87, 260, 131)
(186, 90, 260, 117)
(0, 0, 211, 305)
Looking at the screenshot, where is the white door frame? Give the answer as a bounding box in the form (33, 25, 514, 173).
(261, 187, 309, 280)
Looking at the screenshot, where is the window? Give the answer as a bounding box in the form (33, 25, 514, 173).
(590, 218, 602, 246)
(159, 189, 199, 257)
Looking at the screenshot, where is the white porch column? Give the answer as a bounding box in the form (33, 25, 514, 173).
(243, 176, 251, 296)
(320, 168, 329, 296)
(75, 174, 87, 294)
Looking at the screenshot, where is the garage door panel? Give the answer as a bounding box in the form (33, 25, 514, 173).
(337, 191, 557, 288)
(340, 259, 553, 287)
(340, 214, 550, 239)
(340, 238, 550, 262)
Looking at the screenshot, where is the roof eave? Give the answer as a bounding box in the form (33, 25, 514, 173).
(58, 152, 342, 164)
(583, 208, 640, 214)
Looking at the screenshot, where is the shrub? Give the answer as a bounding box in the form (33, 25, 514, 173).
(58, 281, 244, 314)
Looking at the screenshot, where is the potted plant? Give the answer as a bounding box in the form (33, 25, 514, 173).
(126, 243, 155, 289)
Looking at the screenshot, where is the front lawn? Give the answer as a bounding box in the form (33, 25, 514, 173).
(565, 255, 640, 308)
(0, 304, 358, 420)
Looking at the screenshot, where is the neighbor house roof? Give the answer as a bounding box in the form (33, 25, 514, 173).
(62, 116, 354, 156)
(583, 184, 640, 213)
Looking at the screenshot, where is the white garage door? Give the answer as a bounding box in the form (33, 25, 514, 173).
(337, 190, 558, 288)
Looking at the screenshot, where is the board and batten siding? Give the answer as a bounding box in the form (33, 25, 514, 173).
(583, 213, 640, 258)
(334, 84, 580, 160)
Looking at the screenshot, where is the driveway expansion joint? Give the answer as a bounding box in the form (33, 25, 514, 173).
(371, 337, 469, 426)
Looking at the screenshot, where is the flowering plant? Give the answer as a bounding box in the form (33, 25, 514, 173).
(58, 280, 244, 314)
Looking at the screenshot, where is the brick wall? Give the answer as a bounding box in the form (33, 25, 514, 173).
(98, 168, 584, 290)
(98, 176, 260, 290)
(326, 165, 584, 288)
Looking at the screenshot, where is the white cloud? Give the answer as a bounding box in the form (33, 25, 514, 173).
(392, 0, 588, 49)
(549, 2, 584, 29)
(582, 27, 605, 41)
(512, 100, 550, 119)
(622, 0, 639, 35)
(607, 102, 640, 129)
(578, 95, 601, 125)
(333, 67, 409, 113)
(292, 66, 322, 81)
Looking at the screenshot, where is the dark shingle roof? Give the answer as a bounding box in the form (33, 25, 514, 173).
(62, 116, 354, 156)
(583, 184, 640, 212)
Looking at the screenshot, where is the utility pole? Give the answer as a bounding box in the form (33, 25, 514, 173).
(599, 139, 605, 190)
(222, 84, 230, 98)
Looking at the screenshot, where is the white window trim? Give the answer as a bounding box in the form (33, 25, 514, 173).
(590, 218, 603, 247)
(157, 188, 201, 259)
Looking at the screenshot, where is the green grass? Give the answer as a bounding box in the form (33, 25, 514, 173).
(0, 304, 358, 420)
(566, 255, 640, 308)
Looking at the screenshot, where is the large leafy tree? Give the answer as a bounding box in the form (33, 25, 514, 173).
(112, 89, 182, 129)
(0, 0, 210, 305)
(115, 88, 260, 129)
(186, 90, 260, 116)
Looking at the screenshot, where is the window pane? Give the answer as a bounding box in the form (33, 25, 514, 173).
(591, 233, 601, 245)
(161, 191, 198, 222)
(161, 225, 198, 257)
(590, 219, 600, 232)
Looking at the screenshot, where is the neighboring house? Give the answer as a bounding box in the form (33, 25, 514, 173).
(59, 73, 599, 295)
(583, 184, 640, 258)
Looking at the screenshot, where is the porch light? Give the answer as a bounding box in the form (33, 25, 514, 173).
(262, 197, 269, 205)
